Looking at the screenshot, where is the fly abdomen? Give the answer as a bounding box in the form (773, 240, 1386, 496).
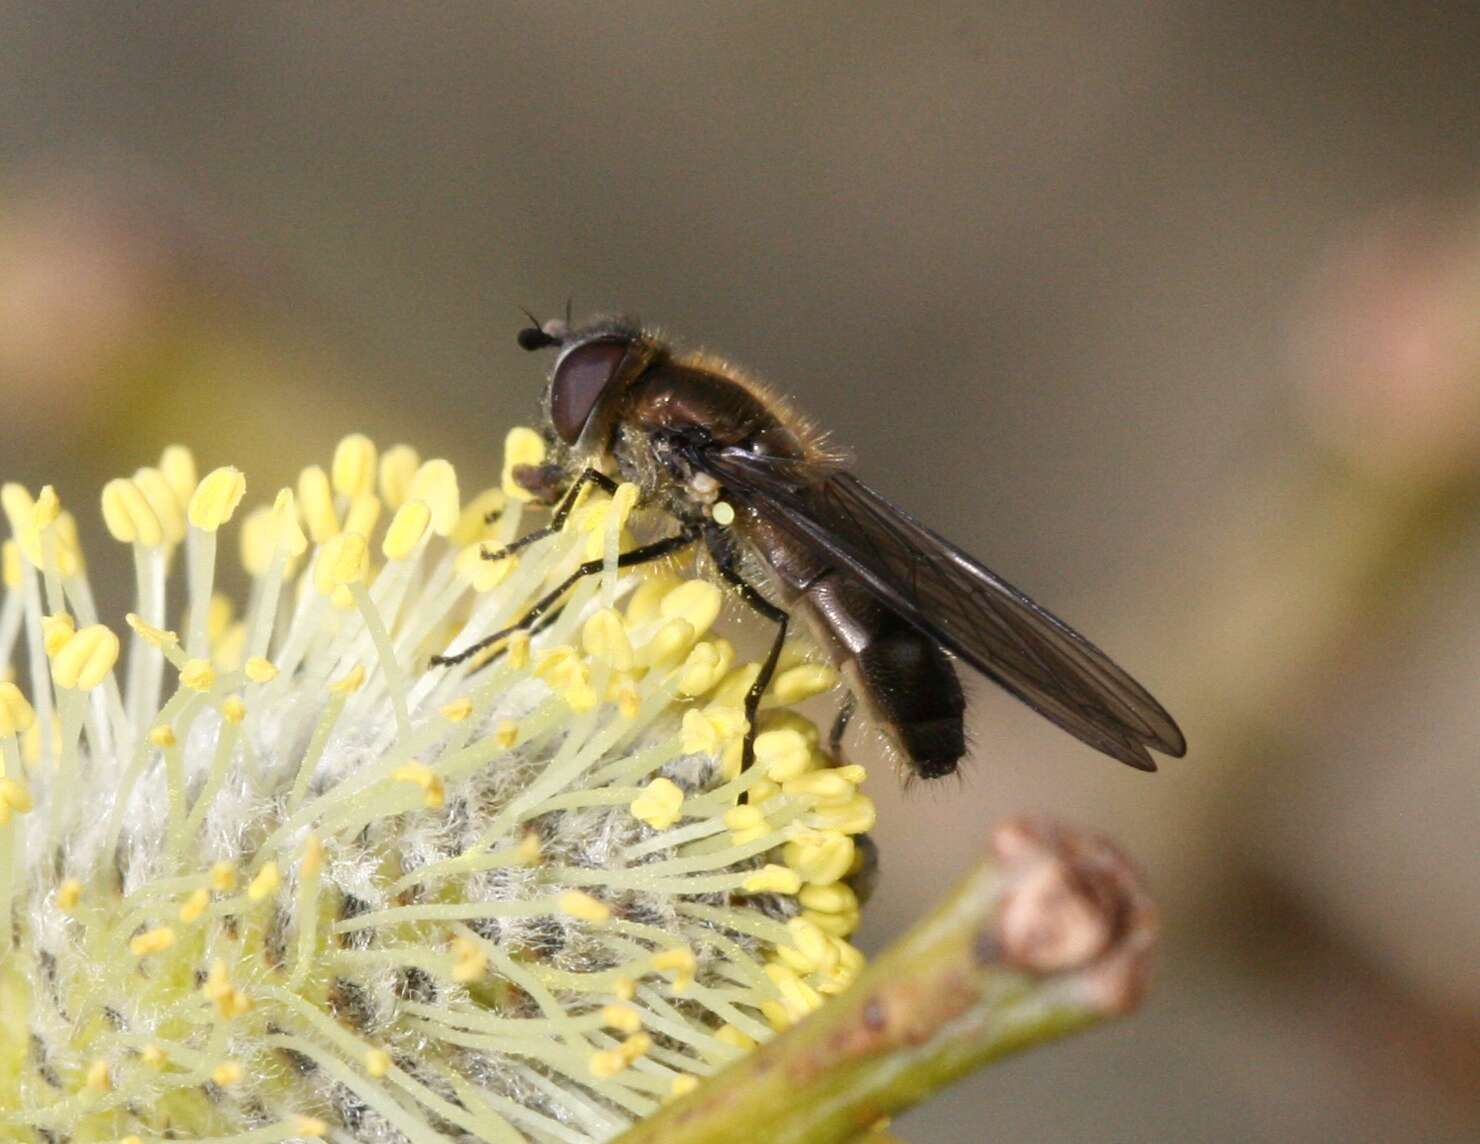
(804, 573, 965, 779)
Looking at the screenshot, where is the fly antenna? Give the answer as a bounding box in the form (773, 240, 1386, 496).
(516, 305, 562, 352)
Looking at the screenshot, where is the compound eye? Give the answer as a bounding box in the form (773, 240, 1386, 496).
(550, 338, 628, 443)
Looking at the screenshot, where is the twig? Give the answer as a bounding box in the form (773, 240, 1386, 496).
(615, 816, 1157, 1144)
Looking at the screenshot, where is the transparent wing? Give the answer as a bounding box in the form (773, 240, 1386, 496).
(697, 447, 1186, 770)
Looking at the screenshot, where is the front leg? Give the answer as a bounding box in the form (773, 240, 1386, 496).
(481, 467, 620, 560)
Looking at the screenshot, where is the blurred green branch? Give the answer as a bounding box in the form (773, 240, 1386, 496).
(616, 817, 1156, 1144)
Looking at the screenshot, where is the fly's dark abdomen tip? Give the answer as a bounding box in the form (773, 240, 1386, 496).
(899, 717, 965, 779)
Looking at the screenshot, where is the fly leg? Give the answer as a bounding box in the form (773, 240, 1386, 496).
(433, 528, 695, 667)
(481, 467, 619, 559)
(704, 525, 787, 777)
(828, 691, 857, 757)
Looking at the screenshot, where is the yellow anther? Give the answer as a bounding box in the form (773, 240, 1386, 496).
(41, 613, 76, 656)
(221, 696, 247, 725)
(247, 861, 281, 902)
(582, 608, 634, 670)
(455, 545, 514, 592)
(343, 493, 382, 538)
(244, 656, 278, 684)
(613, 976, 637, 1002)
(378, 443, 420, 508)
(615, 677, 642, 720)
(754, 730, 812, 782)
(211, 861, 238, 892)
(51, 625, 120, 690)
(652, 946, 697, 992)
(0, 777, 33, 823)
(0, 683, 34, 737)
(763, 962, 824, 1025)
(56, 879, 82, 912)
(742, 864, 802, 895)
(680, 709, 720, 755)
(187, 467, 246, 532)
(677, 638, 735, 697)
(785, 916, 837, 975)
(125, 613, 179, 650)
(497, 630, 527, 669)
(659, 580, 723, 639)
(799, 882, 858, 916)
(206, 594, 233, 645)
(332, 433, 378, 497)
(382, 499, 431, 559)
(558, 890, 612, 924)
(670, 1073, 700, 1099)
(51, 510, 83, 577)
(238, 507, 274, 576)
(535, 645, 584, 688)
(180, 658, 216, 693)
(297, 465, 338, 544)
(179, 887, 211, 923)
(810, 793, 877, 835)
(0, 484, 38, 563)
(160, 444, 198, 508)
(602, 1003, 643, 1034)
(723, 804, 770, 846)
(269, 487, 310, 559)
(716, 1024, 757, 1051)
(452, 487, 507, 545)
(783, 770, 855, 805)
(202, 958, 232, 1000)
(123, 1136, 144, 1144)
(329, 664, 366, 694)
(501, 427, 547, 501)
(495, 720, 520, 749)
(2, 540, 19, 589)
(101, 478, 164, 546)
(129, 926, 177, 956)
(393, 762, 446, 809)
(407, 459, 460, 536)
(132, 466, 186, 545)
(625, 575, 680, 625)
(588, 1049, 625, 1078)
(563, 677, 602, 711)
(772, 662, 839, 705)
(293, 1116, 329, 1138)
(211, 1060, 244, 1087)
(440, 697, 474, 722)
(641, 617, 698, 668)
(140, 1044, 168, 1069)
(711, 500, 736, 526)
(451, 935, 488, 983)
(712, 663, 761, 709)
(365, 1048, 392, 1078)
(783, 830, 855, 886)
(515, 831, 542, 864)
(32, 485, 60, 529)
(85, 1058, 111, 1093)
(805, 907, 861, 938)
(835, 763, 867, 785)
(314, 532, 369, 596)
(301, 834, 324, 877)
(148, 725, 177, 751)
(630, 777, 685, 830)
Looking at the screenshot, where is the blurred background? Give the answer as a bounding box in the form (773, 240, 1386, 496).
(2, 4, 1477, 1140)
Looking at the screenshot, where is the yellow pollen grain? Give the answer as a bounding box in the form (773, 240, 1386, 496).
(160, 444, 198, 507)
(187, 467, 246, 532)
(515, 831, 541, 864)
(129, 926, 177, 956)
(670, 1073, 700, 1099)
(101, 478, 164, 547)
(742, 864, 802, 895)
(393, 762, 446, 809)
(558, 890, 611, 924)
(711, 500, 735, 526)
(772, 662, 840, 704)
(0, 682, 36, 738)
(652, 946, 697, 992)
(659, 580, 723, 639)
(495, 720, 520, 749)
(630, 777, 685, 830)
(41, 613, 75, 657)
(210, 861, 238, 893)
(56, 879, 82, 912)
(179, 658, 216, 693)
(378, 443, 421, 508)
(297, 465, 338, 544)
(293, 1116, 329, 1138)
(178, 888, 210, 923)
(211, 1060, 244, 1087)
(407, 458, 460, 535)
(332, 433, 378, 497)
(221, 696, 247, 725)
(365, 1047, 392, 1078)
(314, 532, 369, 595)
(439, 696, 474, 722)
(601, 1004, 643, 1034)
(329, 664, 366, 694)
(501, 427, 547, 501)
(383, 499, 432, 559)
(125, 613, 179, 650)
(247, 861, 281, 902)
(51, 625, 120, 690)
(85, 1058, 111, 1093)
(140, 1044, 168, 1069)
(451, 935, 488, 983)
(244, 656, 278, 684)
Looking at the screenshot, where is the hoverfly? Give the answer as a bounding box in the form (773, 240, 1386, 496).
(435, 314, 1186, 779)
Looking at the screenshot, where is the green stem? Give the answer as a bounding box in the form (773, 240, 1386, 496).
(616, 816, 1157, 1144)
